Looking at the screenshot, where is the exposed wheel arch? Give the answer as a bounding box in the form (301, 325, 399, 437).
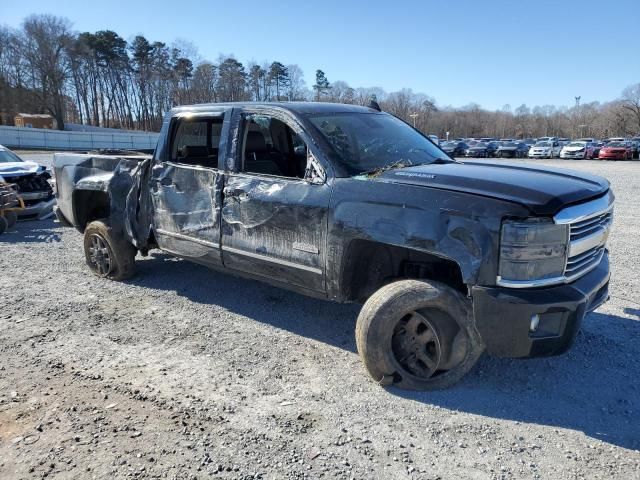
(340, 239, 467, 303)
(73, 190, 110, 232)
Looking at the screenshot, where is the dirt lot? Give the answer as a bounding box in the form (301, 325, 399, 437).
(1, 154, 639, 479)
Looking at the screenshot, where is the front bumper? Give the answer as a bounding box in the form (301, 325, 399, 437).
(472, 251, 610, 358)
(17, 192, 56, 219)
(560, 151, 586, 159)
(528, 151, 551, 158)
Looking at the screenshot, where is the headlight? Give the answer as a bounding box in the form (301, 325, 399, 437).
(498, 218, 568, 285)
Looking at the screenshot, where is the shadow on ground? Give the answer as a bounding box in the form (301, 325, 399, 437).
(395, 309, 640, 451)
(129, 252, 360, 353)
(127, 252, 640, 451)
(0, 218, 61, 244)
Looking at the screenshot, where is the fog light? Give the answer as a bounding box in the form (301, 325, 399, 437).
(530, 314, 540, 332)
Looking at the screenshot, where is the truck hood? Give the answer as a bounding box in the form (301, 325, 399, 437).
(377, 160, 609, 215)
(0, 161, 45, 178)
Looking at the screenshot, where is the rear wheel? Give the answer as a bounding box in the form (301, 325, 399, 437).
(356, 280, 484, 390)
(84, 219, 136, 280)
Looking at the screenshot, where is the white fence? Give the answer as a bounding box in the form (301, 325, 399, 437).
(0, 125, 159, 151)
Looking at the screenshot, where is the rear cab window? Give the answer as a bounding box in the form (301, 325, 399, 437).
(170, 117, 224, 169)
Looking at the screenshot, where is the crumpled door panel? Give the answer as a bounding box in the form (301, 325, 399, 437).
(150, 163, 221, 262)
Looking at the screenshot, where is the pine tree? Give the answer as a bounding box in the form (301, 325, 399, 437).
(313, 69, 330, 101)
(268, 61, 289, 101)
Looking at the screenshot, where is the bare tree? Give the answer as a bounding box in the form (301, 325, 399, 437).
(621, 84, 640, 134)
(18, 14, 72, 129)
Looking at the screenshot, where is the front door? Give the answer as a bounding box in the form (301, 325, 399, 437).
(220, 111, 330, 292)
(151, 111, 230, 266)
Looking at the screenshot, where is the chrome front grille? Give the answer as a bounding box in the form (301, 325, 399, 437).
(570, 210, 613, 240)
(555, 192, 614, 282)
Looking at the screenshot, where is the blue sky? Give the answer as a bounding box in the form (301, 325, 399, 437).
(3, 0, 639, 110)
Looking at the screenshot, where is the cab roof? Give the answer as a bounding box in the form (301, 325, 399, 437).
(170, 101, 381, 116)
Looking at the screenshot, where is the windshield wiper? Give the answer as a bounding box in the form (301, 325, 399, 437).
(363, 159, 414, 177)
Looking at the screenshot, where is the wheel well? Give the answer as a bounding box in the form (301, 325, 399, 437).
(342, 240, 466, 302)
(73, 190, 110, 231)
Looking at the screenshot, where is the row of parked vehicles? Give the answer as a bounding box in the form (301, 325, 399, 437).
(439, 136, 640, 160)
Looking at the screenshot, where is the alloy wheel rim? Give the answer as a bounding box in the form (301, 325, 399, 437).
(391, 311, 442, 379)
(88, 234, 112, 276)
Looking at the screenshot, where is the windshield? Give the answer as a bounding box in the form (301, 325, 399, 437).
(308, 113, 450, 175)
(0, 149, 24, 163)
(567, 142, 586, 147)
(607, 141, 625, 147)
(535, 141, 551, 147)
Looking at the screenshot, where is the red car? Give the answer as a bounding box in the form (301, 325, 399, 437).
(598, 141, 633, 160)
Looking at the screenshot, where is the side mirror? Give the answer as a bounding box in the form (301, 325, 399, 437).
(305, 151, 326, 185)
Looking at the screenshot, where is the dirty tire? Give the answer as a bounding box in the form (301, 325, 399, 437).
(356, 279, 484, 390)
(4, 210, 17, 228)
(0, 216, 7, 235)
(84, 219, 136, 280)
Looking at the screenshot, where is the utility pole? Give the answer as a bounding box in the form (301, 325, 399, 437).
(409, 112, 419, 128)
(575, 96, 581, 138)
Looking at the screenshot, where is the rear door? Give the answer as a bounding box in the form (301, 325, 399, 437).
(150, 109, 231, 267)
(220, 109, 331, 292)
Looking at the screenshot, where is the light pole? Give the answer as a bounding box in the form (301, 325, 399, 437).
(575, 96, 581, 138)
(409, 112, 419, 128)
(579, 124, 587, 138)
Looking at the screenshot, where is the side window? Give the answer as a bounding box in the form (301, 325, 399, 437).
(241, 115, 308, 179)
(170, 117, 223, 168)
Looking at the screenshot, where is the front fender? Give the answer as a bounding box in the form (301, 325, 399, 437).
(326, 178, 530, 300)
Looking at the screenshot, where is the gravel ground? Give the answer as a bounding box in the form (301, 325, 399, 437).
(1, 154, 639, 480)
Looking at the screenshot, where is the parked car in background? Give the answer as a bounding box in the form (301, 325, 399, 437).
(629, 138, 639, 158)
(560, 141, 588, 159)
(486, 141, 501, 157)
(0, 145, 55, 219)
(440, 141, 469, 158)
(528, 141, 561, 158)
(428, 134, 440, 145)
(495, 142, 529, 158)
(586, 142, 604, 159)
(599, 141, 634, 160)
(465, 142, 491, 157)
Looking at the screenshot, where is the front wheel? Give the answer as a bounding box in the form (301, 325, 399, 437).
(355, 280, 484, 390)
(3, 210, 17, 228)
(84, 219, 137, 280)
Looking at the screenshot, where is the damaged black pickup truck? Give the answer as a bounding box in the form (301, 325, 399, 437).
(53, 102, 613, 390)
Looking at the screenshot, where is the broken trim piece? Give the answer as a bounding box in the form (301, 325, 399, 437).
(155, 228, 220, 249)
(221, 245, 323, 275)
